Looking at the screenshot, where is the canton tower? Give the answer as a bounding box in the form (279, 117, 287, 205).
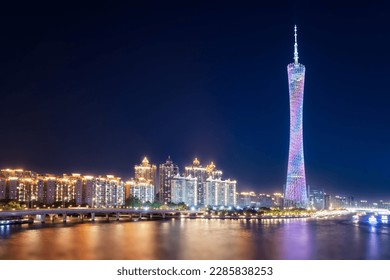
(284, 26, 308, 208)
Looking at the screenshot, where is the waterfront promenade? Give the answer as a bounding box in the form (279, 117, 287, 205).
(0, 208, 202, 222)
(0, 207, 312, 223)
(1, 207, 387, 224)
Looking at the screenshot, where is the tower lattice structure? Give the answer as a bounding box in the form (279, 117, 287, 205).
(285, 26, 308, 208)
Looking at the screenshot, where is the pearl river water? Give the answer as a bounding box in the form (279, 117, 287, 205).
(0, 216, 389, 260)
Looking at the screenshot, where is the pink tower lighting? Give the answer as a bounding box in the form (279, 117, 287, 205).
(284, 25, 308, 208)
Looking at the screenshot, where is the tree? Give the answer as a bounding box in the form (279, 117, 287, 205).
(167, 202, 177, 209)
(143, 201, 152, 208)
(159, 204, 169, 210)
(151, 201, 161, 209)
(177, 202, 188, 211)
(3, 201, 22, 210)
(125, 195, 141, 208)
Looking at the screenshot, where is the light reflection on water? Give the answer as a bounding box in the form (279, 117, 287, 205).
(0, 218, 389, 260)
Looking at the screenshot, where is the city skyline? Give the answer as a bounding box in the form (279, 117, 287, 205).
(1, 2, 390, 199)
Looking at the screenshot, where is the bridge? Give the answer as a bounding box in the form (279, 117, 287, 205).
(312, 208, 390, 219)
(5, 207, 384, 223)
(346, 207, 390, 214)
(0, 208, 205, 223)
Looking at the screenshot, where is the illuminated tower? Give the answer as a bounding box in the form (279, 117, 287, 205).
(285, 26, 308, 208)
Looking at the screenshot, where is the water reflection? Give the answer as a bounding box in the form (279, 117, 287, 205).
(279, 220, 313, 259)
(366, 226, 379, 259)
(0, 225, 11, 238)
(0, 218, 390, 260)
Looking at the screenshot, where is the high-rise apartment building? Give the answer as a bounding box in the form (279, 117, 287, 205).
(127, 178, 154, 203)
(17, 178, 38, 205)
(184, 158, 223, 206)
(158, 156, 179, 204)
(205, 178, 237, 207)
(171, 174, 197, 206)
(238, 192, 257, 208)
(93, 175, 125, 208)
(272, 193, 284, 208)
(185, 158, 207, 206)
(308, 188, 325, 210)
(0, 169, 38, 202)
(185, 159, 236, 206)
(257, 194, 274, 208)
(135, 157, 157, 196)
(206, 161, 222, 180)
(185, 158, 207, 205)
(37, 175, 57, 205)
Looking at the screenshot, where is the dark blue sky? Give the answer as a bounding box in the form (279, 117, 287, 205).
(1, 1, 389, 199)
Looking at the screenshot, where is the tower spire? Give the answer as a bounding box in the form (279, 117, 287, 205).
(294, 25, 299, 64)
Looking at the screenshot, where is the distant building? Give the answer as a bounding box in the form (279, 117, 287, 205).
(0, 161, 240, 209)
(238, 192, 257, 208)
(135, 157, 157, 196)
(84, 176, 95, 206)
(171, 174, 197, 206)
(38, 176, 54, 205)
(205, 161, 222, 180)
(93, 175, 125, 208)
(308, 188, 325, 210)
(72, 174, 124, 208)
(324, 194, 330, 210)
(158, 156, 179, 204)
(238, 192, 284, 208)
(0, 169, 38, 202)
(330, 195, 349, 209)
(55, 175, 79, 205)
(205, 177, 236, 207)
(258, 194, 274, 208)
(358, 199, 370, 209)
(0, 169, 36, 178)
(0, 179, 5, 200)
(18, 178, 38, 205)
(185, 158, 207, 206)
(8, 177, 21, 200)
(272, 193, 284, 208)
(381, 201, 390, 210)
(127, 178, 154, 203)
(70, 174, 83, 205)
(185, 158, 225, 206)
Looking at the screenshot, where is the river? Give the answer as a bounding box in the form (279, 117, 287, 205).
(0, 217, 389, 259)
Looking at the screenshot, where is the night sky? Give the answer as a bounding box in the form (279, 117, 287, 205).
(1, 1, 389, 199)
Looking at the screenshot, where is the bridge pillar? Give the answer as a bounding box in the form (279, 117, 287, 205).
(62, 213, 67, 223)
(106, 214, 109, 221)
(150, 214, 153, 220)
(80, 214, 84, 222)
(162, 213, 165, 219)
(48, 214, 55, 223)
(129, 214, 132, 220)
(91, 213, 95, 221)
(116, 212, 120, 221)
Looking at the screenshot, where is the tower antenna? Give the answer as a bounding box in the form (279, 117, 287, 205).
(294, 25, 299, 64)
